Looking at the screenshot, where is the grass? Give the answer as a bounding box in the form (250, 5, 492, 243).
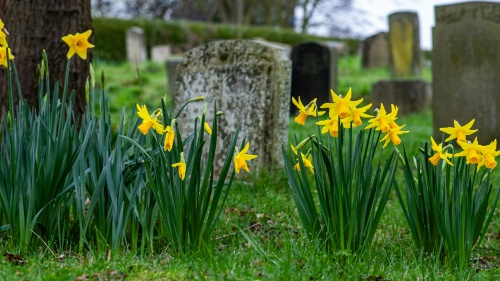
(2, 56, 500, 280)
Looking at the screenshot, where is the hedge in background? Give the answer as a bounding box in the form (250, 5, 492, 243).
(92, 17, 360, 62)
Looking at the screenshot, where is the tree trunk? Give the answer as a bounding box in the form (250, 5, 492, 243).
(0, 0, 92, 115)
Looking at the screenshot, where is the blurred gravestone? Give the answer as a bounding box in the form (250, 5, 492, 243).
(252, 38, 291, 58)
(151, 45, 171, 62)
(175, 40, 291, 174)
(126, 27, 147, 64)
(361, 32, 389, 69)
(389, 12, 422, 78)
(433, 2, 500, 143)
(290, 42, 338, 114)
(166, 56, 183, 107)
(372, 11, 430, 116)
(372, 80, 431, 116)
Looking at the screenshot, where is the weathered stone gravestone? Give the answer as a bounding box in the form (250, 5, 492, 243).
(361, 32, 389, 69)
(388, 12, 422, 78)
(174, 40, 291, 174)
(126, 27, 147, 64)
(433, 2, 500, 143)
(252, 38, 291, 58)
(372, 80, 431, 116)
(151, 45, 171, 62)
(372, 11, 431, 116)
(166, 56, 183, 106)
(290, 42, 338, 114)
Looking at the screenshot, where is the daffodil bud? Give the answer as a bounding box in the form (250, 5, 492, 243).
(216, 111, 224, 116)
(89, 63, 95, 88)
(188, 96, 205, 102)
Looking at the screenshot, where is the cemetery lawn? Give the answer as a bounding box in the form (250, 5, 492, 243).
(2, 58, 499, 280)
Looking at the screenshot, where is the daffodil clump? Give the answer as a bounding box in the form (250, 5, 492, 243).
(283, 88, 402, 253)
(395, 119, 500, 269)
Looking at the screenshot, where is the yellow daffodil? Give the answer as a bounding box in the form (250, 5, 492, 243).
(0, 18, 7, 47)
(291, 144, 298, 155)
(478, 139, 500, 169)
(294, 152, 315, 174)
(163, 125, 175, 151)
(204, 122, 212, 135)
(292, 97, 325, 125)
(136, 104, 164, 135)
(321, 88, 362, 119)
(0, 46, 14, 68)
(429, 136, 454, 166)
(234, 142, 258, 173)
(317, 116, 340, 137)
(365, 104, 398, 133)
(380, 124, 409, 148)
(172, 153, 186, 180)
(439, 119, 477, 143)
(341, 103, 373, 128)
(61, 30, 95, 60)
(455, 137, 483, 164)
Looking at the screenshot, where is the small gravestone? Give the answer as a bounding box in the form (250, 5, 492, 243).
(151, 45, 171, 62)
(252, 38, 291, 58)
(166, 56, 183, 106)
(325, 41, 349, 56)
(175, 40, 291, 174)
(361, 32, 389, 69)
(372, 80, 431, 116)
(433, 2, 500, 143)
(371, 12, 430, 115)
(126, 27, 147, 64)
(389, 12, 422, 78)
(290, 42, 338, 114)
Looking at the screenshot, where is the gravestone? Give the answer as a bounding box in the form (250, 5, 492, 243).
(389, 12, 422, 78)
(166, 56, 183, 106)
(433, 2, 500, 143)
(372, 80, 431, 116)
(371, 12, 430, 116)
(252, 38, 291, 58)
(126, 27, 147, 64)
(290, 42, 338, 114)
(175, 40, 291, 174)
(151, 45, 171, 62)
(361, 32, 389, 69)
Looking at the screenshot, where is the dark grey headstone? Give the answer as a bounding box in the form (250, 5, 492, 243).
(290, 42, 338, 114)
(433, 2, 500, 143)
(372, 80, 431, 116)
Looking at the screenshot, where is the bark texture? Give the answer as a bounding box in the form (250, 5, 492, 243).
(0, 0, 92, 114)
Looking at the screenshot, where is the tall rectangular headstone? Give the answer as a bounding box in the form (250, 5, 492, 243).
(166, 56, 183, 107)
(433, 2, 500, 143)
(290, 42, 338, 114)
(175, 40, 291, 174)
(389, 12, 422, 78)
(126, 27, 147, 64)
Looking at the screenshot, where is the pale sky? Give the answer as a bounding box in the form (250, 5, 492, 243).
(308, 0, 500, 50)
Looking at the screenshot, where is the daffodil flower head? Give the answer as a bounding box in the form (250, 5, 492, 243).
(61, 30, 95, 60)
(380, 124, 409, 148)
(204, 122, 212, 135)
(478, 139, 500, 169)
(234, 142, 258, 173)
(365, 104, 397, 133)
(136, 103, 164, 135)
(292, 97, 325, 125)
(341, 103, 373, 128)
(294, 151, 315, 174)
(172, 152, 186, 180)
(317, 116, 340, 137)
(439, 119, 477, 143)
(0, 45, 14, 68)
(321, 88, 362, 119)
(0, 18, 7, 47)
(455, 137, 483, 165)
(429, 136, 454, 166)
(163, 121, 176, 151)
